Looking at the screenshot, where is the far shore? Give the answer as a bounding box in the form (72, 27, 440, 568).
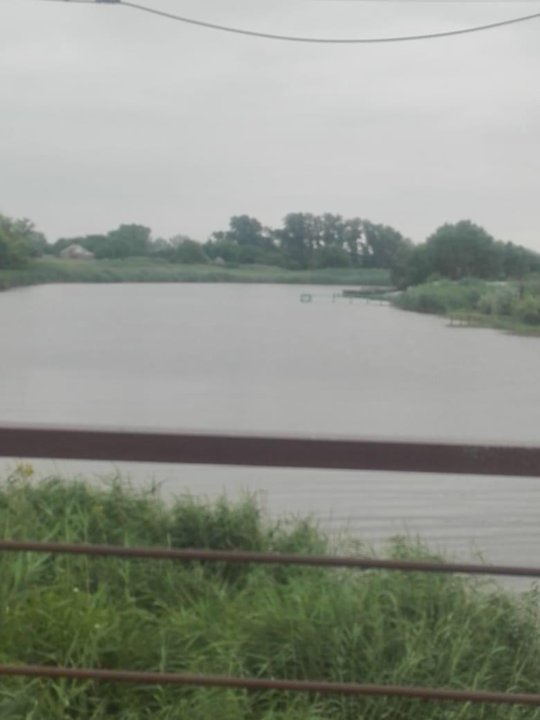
(3, 259, 539, 338)
(0, 257, 392, 292)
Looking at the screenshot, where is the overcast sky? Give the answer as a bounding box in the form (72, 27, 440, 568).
(1, 0, 539, 250)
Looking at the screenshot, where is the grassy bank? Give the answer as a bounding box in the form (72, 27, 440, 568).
(0, 257, 391, 291)
(1, 470, 539, 719)
(393, 277, 540, 336)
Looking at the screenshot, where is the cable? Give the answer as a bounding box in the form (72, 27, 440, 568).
(42, 0, 540, 43)
(315, 0, 540, 2)
(118, 2, 540, 43)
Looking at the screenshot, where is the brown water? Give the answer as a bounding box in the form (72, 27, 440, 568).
(1, 283, 539, 571)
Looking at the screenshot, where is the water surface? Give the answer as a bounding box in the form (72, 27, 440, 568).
(1, 283, 539, 571)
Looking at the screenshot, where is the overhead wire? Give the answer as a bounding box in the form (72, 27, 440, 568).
(122, 2, 540, 43)
(43, 0, 540, 43)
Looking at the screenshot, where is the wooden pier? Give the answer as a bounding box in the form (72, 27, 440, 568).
(300, 286, 394, 305)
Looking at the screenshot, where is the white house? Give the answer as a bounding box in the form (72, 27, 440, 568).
(60, 244, 95, 260)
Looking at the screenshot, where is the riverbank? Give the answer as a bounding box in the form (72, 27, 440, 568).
(0, 257, 390, 291)
(1, 471, 539, 720)
(392, 277, 540, 336)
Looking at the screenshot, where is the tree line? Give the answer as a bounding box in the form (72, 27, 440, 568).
(51, 214, 410, 272)
(1, 210, 539, 287)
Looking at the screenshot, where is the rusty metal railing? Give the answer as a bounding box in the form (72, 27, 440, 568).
(1, 424, 540, 708)
(0, 665, 539, 706)
(1, 425, 540, 476)
(2, 539, 540, 579)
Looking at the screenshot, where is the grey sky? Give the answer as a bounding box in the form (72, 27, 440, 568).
(1, 0, 539, 250)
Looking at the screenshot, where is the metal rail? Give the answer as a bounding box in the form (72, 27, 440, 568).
(0, 665, 539, 706)
(1, 424, 540, 706)
(2, 539, 540, 579)
(1, 425, 540, 476)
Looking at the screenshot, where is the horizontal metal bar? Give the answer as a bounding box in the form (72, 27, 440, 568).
(3, 539, 540, 578)
(1, 425, 540, 476)
(0, 664, 538, 706)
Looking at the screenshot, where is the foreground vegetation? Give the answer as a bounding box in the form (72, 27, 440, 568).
(393, 276, 540, 335)
(1, 471, 539, 719)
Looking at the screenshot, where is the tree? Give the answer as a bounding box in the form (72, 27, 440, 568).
(423, 221, 500, 280)
(389, 241, 416, 288)
(227, 216, 268, 248)
(361, 221, 410, 269)
(342, 217, 363, 266)
(394, 244, 432, 287)
(104, 224, 151, 258)
(204, 237, 241, 264)
(0, 213, 47, 269)
(167, 237, 208, 264)
(277, 213, 320, 268)
(499, 241, 540, 279)
(320, 214, 345, 250)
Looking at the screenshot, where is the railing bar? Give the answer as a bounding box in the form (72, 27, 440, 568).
(1, 426, 540, 476)
(0, 665, 539, 706)
(2, 539, 540, 578)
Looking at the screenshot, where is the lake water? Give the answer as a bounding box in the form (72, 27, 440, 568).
(1, 283, 539, 573)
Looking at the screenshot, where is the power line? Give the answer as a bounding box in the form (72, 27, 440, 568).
(42, 0, 540, 43)
(119, 2, 540, 43)
(45, 0, 540, 3)
(316, 0, 540, 2)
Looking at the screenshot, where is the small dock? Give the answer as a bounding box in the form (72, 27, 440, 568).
(300, 286, 395, 305)
(448, 315, 474, 328)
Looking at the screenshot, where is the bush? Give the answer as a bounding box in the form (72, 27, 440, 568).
(514, 296, 540, 326)
(476, 288, 516, 317)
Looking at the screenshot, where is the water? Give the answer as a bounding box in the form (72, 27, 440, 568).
(1, 283, 539, 571)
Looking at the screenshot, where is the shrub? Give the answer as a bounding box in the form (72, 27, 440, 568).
(514, 296, 540, 326)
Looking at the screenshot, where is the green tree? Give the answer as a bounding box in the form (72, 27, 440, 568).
(423, 220, 500, 280)
(320, 213, 345, 249)
(390, 241, 416, 288)
(204, 237, 241, 264)
(227, 215, 268, 248)
(277, 213, 320, 268)
(167, 236, 208, 264)
(499, 241, 540, 279)
(0, 213, 47, 268)
(361, 221, 410, 269)
(104, 224, 151, 258)
(206, 217, 280, 265)
(342, 217, 363, 266)
(11, 217, 48, 257)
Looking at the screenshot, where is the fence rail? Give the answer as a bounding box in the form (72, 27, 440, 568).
(1, 425, 540, 476)
(2, 538, 540, 579)
(1, 665, 540, 707)
(1, 424, 540, 708)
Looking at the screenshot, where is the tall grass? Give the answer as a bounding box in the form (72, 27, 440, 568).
(0, 470, 539, 719)
(0, 258, 390, 291)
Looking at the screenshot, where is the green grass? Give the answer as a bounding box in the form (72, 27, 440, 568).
(0, 257, 391, 291)
(0, 468, 539, 719)
(393, 277, 540, 336)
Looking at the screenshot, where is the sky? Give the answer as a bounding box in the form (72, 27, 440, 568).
(1, 0, 539, 250)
